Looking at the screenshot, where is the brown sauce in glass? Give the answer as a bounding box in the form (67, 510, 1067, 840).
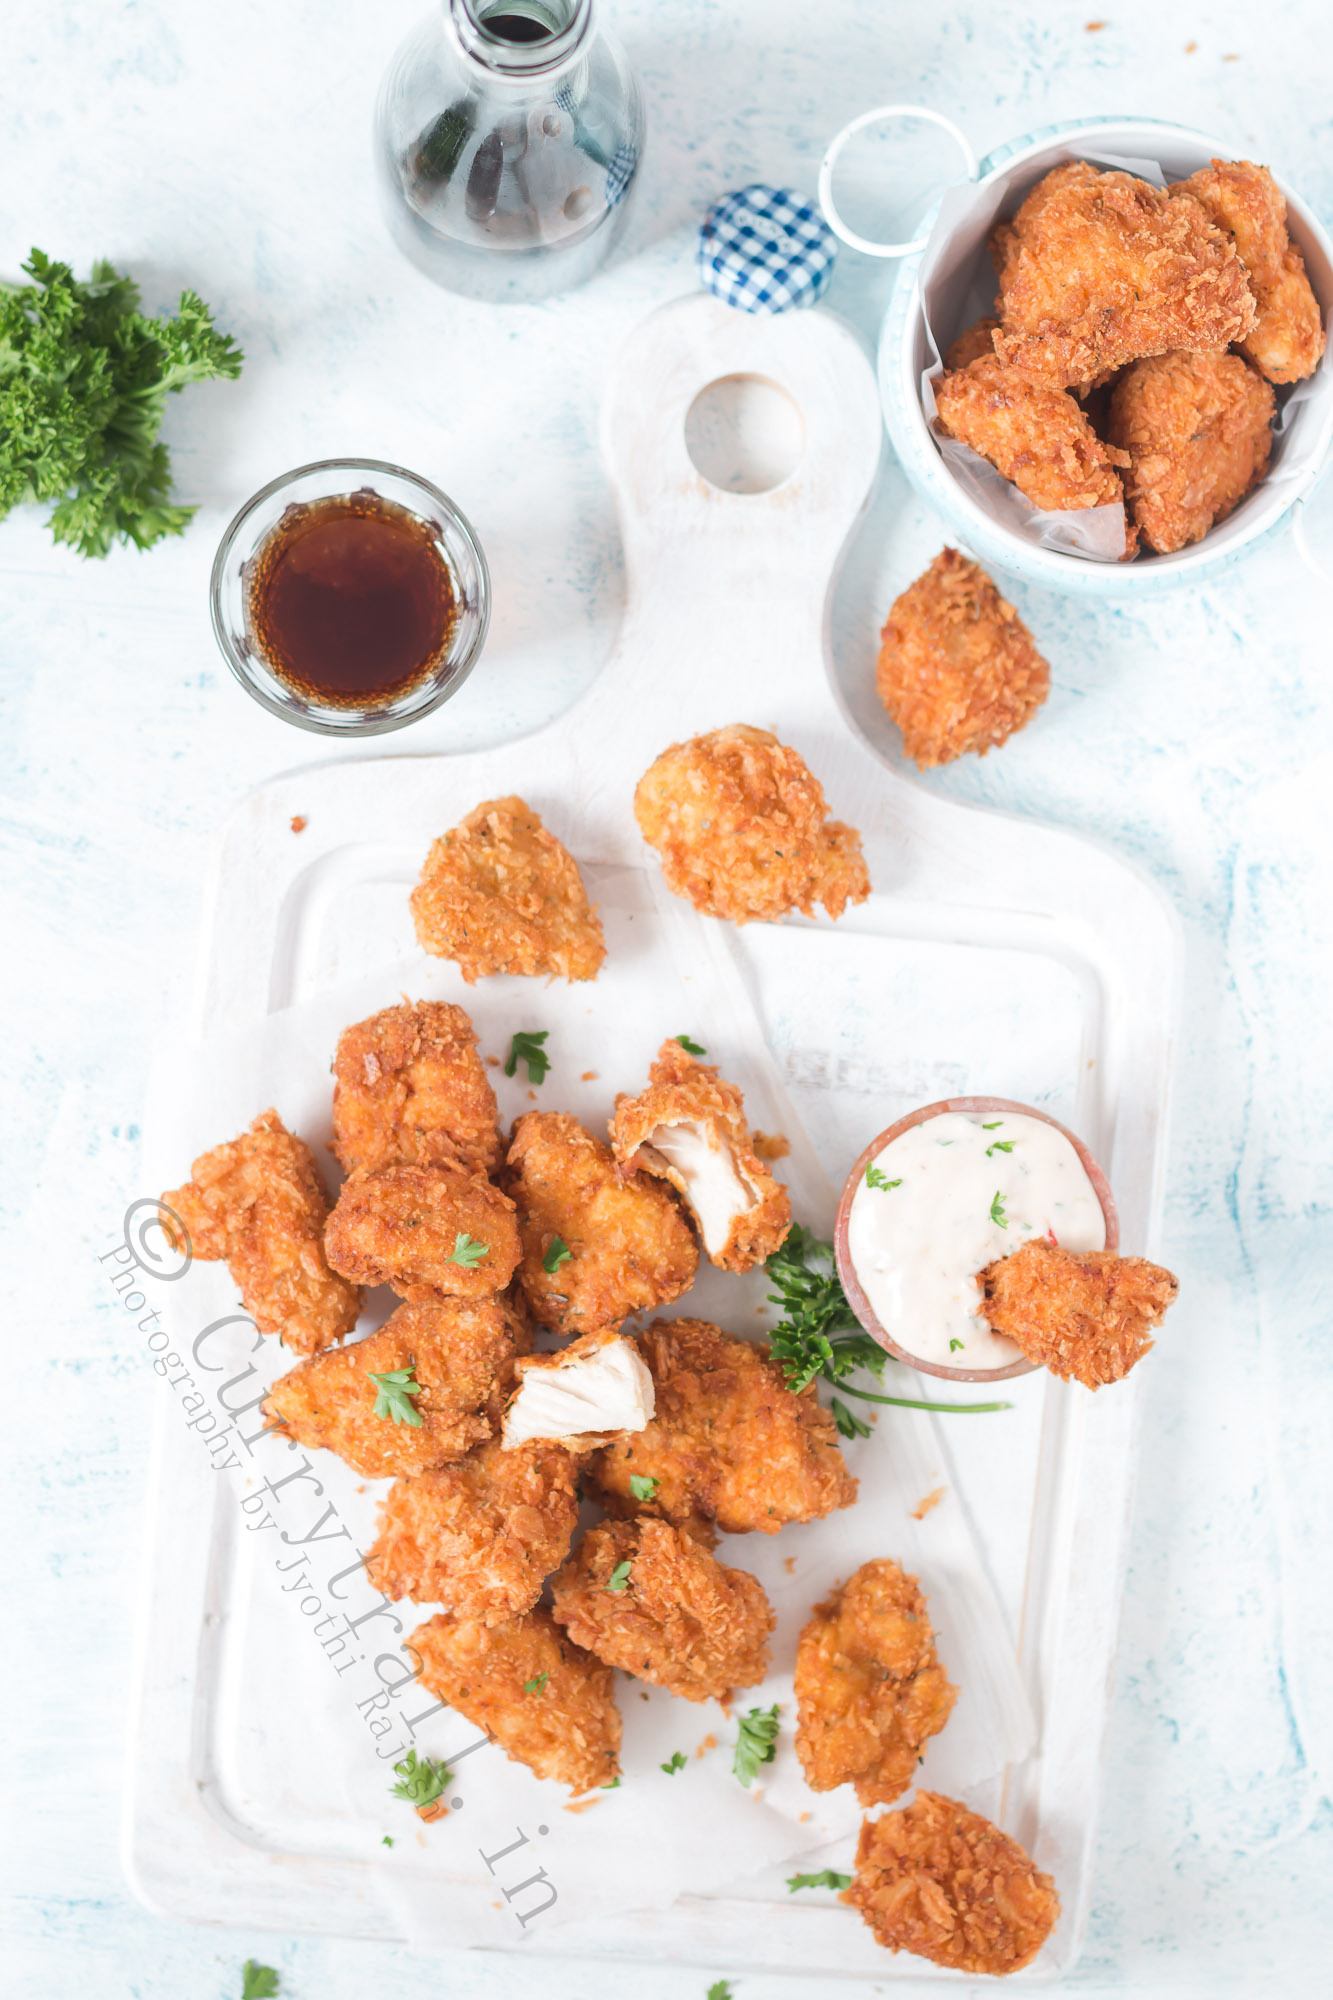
(246, 490, 457, 708)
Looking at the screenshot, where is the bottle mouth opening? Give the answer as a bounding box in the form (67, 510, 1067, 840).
(452, 0, 592, 75)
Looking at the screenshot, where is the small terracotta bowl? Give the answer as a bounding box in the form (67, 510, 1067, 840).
(832, 1095, 1119, 1385)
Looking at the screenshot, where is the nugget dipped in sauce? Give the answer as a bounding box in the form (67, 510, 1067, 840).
(551, 1517, 774, 1702)
(324, 1158, 521, 1303)
(410, 795, 606, 983)
(332, 999, 501, 1180)
(611, 1038, 791, 1272)
(160, 1109, 361, 1355)
(634, 724, 870, 926)
(504, 1110, 697, 1336)
(980, 1238, 1178, 1387)
(795, 1559, 957, 1806)
(877, 550, 1049, 768)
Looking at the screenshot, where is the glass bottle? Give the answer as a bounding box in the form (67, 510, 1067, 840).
(375, 0, 644, 304)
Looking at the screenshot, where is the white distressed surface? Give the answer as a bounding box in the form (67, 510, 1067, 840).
(3, 1, 1332, 1996)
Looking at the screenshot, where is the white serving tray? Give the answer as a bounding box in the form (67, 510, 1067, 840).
(124, 294, 1180, 1981)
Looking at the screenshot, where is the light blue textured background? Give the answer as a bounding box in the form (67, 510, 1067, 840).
(3, 1, 1331, 1994)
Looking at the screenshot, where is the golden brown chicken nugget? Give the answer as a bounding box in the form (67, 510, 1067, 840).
(795, 1560, 957, 1807)
(324, 1159, 521, 1303)
(992, 160, 1255, 387)
(981, 1238, 1178, 1387)
(410, 795, 606, 983)
(611, 1039, 791, 1272)
(366, 1437, 579, 1618)
(935, 355, 1134, 531)
(1171, 159, 1326, 384)
(876, 549, 1049, 768)
(160, 1109, 361, 1356)
(943, 316, 1001, 371)
(844, 1791, 1060, 1974)
(585, 1318, 857, 1537)
(504, 1111, 697, 1335)
(263, 1293, 530, 1477)
(634, 724, 870, 926)
(332, 1000, 501, 1180)
(409, 1606, 621, 1793)
(1107, 348, 1274, 554)
(550, 1517, 774, 1702)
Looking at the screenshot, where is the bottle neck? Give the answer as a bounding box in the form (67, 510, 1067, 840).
(446, 0, 595, 82)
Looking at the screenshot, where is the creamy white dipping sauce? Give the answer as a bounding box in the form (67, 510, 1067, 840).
(845, 1111, 1106, 1370)
(644, 1121, 753, 1258)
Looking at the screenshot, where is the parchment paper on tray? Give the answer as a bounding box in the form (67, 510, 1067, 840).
(143, 864, 1035, 1946)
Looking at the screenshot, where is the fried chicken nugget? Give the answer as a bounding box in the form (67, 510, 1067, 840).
(795, 1560, 957, 1807)
(611, 1039, 791, 1272)
(634, 724, 870, 926)
(502, 1325, 655, 1451)
(409, 1606, 621, 1792)
(332, 1000, 501, 1180)
(262, 1293, 530, 1477)
(324, 1159, 521, 1303)
(551, 1517, 774, 1702)
(935, 354, 1134, 531)
(504, 1111, 697, 1335)
(160, 1109, 361, 1355)
(876, 550, 1049, 768)
(843, 1791, 1060, 1974)
(943, 316, 1002, 371)
(410, 795, 606, 983)
(1107, 348, 1274, 554)
(366, 1436, 579, 1617)
(980, 1238, 1178, 1387)
(585, 1318, 857, 1537)
(992, 160, 1255, 387)
(1171, 159, 1326, 383)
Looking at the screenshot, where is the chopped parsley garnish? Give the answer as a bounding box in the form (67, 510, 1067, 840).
(661, 1750, 687, 1775)
(707, 1985, 734, 2000)
(524, 1672, 549, 1696)
(605, 1559, 633, 1593)
(675, 1034, 707, 1056)
(982, 1120, 1003, 1129)
(787, 1869, 853, 1893)
(864, 1163, 902, 1191)
(986, 1139, 1015, 1156)
(600, 1776, 621, 1789)
(542, 1234, 572, 1274)
(990, 1191, 1009, 1230)
(505, 1029, 550, 1084)
(949, 1339, 964, 1353)
(241, 1966, 280, 2000)
(369, 1364, 424, 1427)
(389, 1748, 453, 1807)
(381, 1835, 394, 1847)
(629, 1473, 660, 1501)
(450, 1231, 489, 1268)
(734, 1704, 781, 1785)
(831, 1396, 871, 1439)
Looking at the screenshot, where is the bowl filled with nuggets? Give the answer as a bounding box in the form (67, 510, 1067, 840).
(871, 115, 1333, 592)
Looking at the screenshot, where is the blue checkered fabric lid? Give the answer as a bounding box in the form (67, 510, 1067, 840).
(698, 184, 837, 313)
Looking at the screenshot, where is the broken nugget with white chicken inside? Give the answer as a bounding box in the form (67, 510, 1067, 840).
(502, 1326, 655, 1451)
(611, 1038, 791, 1272)
(332, 999, 501, 1180)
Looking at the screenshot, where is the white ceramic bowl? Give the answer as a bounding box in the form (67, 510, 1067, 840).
(875, 115, 1333, 596)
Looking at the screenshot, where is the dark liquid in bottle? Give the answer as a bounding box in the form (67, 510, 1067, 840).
(246, 491, 457, 709)
(483, 13, 553, 43)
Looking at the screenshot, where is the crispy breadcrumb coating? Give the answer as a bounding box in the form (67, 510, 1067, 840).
(611, 1039, 791, 1272)
(160, 1109, 361, 1355)
(366, 1437, 579, 1618)
(409, 1606, 621, 1793)
(332, 1000, 501, 1180)
(1171, 159, 1326, 384)
(876, 550, 1049, 768)
(943, 317, 1001, 371)
(844, 1791, 1060, 1974)
(634, 724, 870, 926)
(324, 1159, 521, 1302)
(409, 795, 606, 983)
(980, 1238, 1178, 1387)
(262, 1293, 531, 1477)
(991, 160, 1255, 387)
(935, 354, 1134, 531)
(795, 1560, 958, 1806)
(550, 1517, 774, 1702)
(585, 1318, 857, 1536)
(1107, 349, 1274, 554)
(504, 1111, 697, 1335)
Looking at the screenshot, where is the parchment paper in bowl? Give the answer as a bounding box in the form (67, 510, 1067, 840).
(143, 869, 1035, 1944)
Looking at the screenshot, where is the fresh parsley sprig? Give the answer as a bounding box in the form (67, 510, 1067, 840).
(389, 1749, 453, 1808)
(450, 1232, 488, 1268)
(675, 1034, 707, 1056)
(661, 1750, 687, 1775)
(505, 1029, 550, 1084)
(543, 1234, 572, 1274)
(241, 1965, 280, 2000)
(734, 1704, 781, 1785)
(629, 1473, 660, 1502)
(370, 1364, 423, 1427)
(524, 1672, 549, 1696)
(605, 1559, 633, 1593)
